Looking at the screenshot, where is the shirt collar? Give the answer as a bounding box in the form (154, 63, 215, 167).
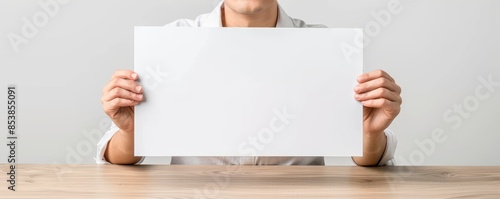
(202, 1, 295, 28)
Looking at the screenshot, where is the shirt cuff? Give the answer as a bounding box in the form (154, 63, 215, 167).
(378, 129, 397, 166)
(95, 122, 145, 164)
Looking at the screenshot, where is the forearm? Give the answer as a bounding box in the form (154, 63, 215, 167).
(104, 129, 142, 165)
(352, 131, 387, 166)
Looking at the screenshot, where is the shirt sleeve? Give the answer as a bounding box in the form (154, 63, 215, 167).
(377, 129, 397, 166)
(95, 122, 145, 164)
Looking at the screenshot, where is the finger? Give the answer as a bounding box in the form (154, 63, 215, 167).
(103, 78, 143, 94)
(111, 70, 138, 80)
(354, 77, 402, 94)
(361, 98, 399, 110)
(102, 87, 144, 102)
(103, 98, 139, 115)
(357, 70, 395, 83)
(355, 88, 401, 103)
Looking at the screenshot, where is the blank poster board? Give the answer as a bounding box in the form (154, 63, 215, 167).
(134, 27, 363, 157)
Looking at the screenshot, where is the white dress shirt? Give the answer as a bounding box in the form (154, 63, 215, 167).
(96, 1, 397, 166)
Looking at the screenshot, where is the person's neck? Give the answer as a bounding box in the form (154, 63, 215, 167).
(221, 4, 278, 27)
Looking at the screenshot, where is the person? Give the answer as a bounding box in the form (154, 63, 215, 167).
(96, 0, 402, 166)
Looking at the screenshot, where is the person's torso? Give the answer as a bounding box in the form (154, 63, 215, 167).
(166, 2, 326, 165)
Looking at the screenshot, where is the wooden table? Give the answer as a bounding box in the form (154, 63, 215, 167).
(1, 165, 499, 198)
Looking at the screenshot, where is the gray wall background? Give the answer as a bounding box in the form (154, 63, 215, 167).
(0, 0, 498, 165)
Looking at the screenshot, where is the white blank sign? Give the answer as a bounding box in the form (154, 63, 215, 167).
(134, 27, 363, 157)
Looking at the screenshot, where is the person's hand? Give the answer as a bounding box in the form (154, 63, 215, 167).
(354, 70, 402, 135)
(101, 70, 143, 134)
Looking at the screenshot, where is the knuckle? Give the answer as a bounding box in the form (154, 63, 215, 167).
(379, 78, 388, 86)
(381, 99, 389, 106)
(112, 88, 121, 97)
(112, 77, 121, 85)
(377, 88, 386, 96)
(109, 99, 118, 107)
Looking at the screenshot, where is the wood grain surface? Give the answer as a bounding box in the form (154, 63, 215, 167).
(1, 165, 499, 198)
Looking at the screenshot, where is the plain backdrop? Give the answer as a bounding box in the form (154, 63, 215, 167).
(0, 0, 499, 165)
